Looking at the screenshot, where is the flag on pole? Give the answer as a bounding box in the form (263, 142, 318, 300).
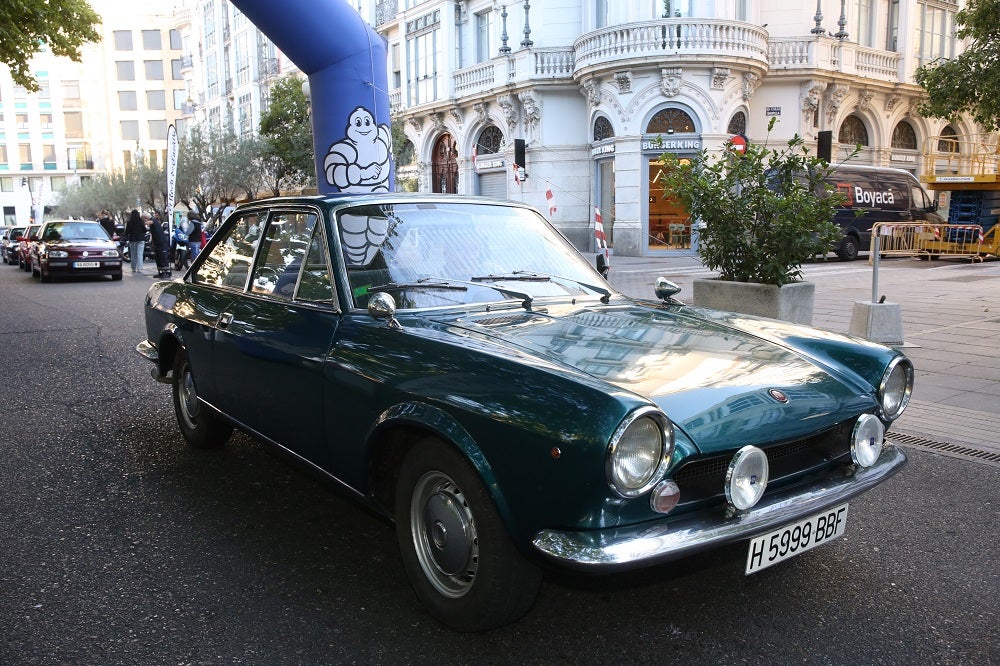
(166, 124, 179, 239)
(545, 187, 556, 218)
(472, 145, 478, 172)
(594, 207, 609, 262)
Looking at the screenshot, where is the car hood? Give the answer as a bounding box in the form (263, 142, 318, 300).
(45, 239, 116, 249)
(429, 300, 876, 453)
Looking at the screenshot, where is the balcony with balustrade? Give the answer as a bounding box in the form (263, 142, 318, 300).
(768, 35, 902, 83)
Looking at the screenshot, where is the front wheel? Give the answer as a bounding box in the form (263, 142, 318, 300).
(172, 349, 232, 448)
(395, 437, 542, 632)
(836, 235, 860, 261)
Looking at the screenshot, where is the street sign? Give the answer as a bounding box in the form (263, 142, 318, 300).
(730, 135, 748, 153)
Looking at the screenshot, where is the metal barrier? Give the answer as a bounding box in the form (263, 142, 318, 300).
(868, 222, 997, 263)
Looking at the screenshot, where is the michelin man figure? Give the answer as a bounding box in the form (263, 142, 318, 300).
(324, 106, 392, 193)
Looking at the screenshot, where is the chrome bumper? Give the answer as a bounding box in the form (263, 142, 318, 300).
(532, 444, 907, 571)
(135, 339, 171, 384)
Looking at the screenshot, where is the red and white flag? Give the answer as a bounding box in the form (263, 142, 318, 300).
(594, 207, 609, 261)
(472, 145, 478, 171)
(545, 187, 557, 218)
(978, 226, 985, 244)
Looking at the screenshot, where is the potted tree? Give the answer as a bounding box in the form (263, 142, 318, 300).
(658, 119, 849, 325)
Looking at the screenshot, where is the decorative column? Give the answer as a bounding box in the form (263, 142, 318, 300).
(499, 6, 511, 54)
(520, 0, 533, 48)
(811, 0, 825, 34)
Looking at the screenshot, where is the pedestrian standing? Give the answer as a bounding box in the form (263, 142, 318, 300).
(125, 209, 146, 274)
(187, 213, 204, 262)
(98, 210, 115, 240)
(146, 212, 170, 278)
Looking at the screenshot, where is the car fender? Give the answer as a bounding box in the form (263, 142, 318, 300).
(368, 400, 516, 530)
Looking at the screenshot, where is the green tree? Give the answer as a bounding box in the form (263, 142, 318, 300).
(0, 0, 101, 91)
(915, 0, 1000, 131)
(258, 75, 315, 195)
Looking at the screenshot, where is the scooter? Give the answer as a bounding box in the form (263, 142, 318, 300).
(172, 227, 191, 271)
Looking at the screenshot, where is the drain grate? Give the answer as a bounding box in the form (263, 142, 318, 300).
(888, 432, 1000, 469)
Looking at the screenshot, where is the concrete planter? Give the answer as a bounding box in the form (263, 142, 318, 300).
(693, 278, 815, 325)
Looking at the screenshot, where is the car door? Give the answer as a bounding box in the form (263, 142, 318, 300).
(210, 208, 341, 466)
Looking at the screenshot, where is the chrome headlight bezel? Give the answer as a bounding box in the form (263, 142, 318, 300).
(851, 413, 885, 467)
(605, 407, 674, 499)
(879, 356, 914, 421)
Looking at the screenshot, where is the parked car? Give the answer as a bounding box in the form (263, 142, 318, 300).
(826, 165, 943, 261)
(30, 220, 123, 282)
(17, 223, 42, 272)
(137, 194, 912, 631)
(2, 225, 26, 265)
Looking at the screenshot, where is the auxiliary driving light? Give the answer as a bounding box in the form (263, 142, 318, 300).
(851, 413, 884, 468)
(725, 445, 769, 511)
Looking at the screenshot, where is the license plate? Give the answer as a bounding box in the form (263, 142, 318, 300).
(74, 261, 100, 268)
(745, 503, 849, 574)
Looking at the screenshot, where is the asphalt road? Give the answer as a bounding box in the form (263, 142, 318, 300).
(1, 262, 997, 665)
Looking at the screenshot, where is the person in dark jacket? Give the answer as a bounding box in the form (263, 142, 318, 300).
(124, 209, 146, 273)
(187, 213, 204, 261)
(98, 210, 115, 240)
(146, 212, 170, 278)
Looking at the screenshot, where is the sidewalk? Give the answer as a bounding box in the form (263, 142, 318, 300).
(597, 252, 1000, 458)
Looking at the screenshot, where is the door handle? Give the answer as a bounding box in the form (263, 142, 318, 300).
(218, 312, 233, 328)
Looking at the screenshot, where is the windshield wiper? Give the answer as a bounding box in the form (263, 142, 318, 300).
(371, 277, 533, 310)
(472, 270, 612, 304)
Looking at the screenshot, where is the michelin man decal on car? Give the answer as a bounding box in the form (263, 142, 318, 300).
(323, 106, 392, 193)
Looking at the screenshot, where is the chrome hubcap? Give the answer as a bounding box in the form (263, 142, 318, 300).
(410, 471, 478, 598)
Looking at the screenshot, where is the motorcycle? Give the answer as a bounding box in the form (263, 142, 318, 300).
(119, 231, 155, 263)
(172, 227, 191, 271)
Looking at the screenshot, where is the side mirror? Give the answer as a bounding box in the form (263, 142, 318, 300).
(654, 277, 683, 304)
(368, 291, 402, 330)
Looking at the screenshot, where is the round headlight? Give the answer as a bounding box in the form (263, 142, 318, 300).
(725, 446, 769, 510)
(880, 357, 913, 420)
(851, 413, 884, 467)
(606, 410, 673, 498)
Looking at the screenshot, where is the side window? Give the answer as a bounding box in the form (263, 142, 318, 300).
(910, 183, 929, 210)
(878, 175, 909, 211)
(297, 220, 335, 303)
(250, 211, 320, 300)
(193, 212, 261, 289)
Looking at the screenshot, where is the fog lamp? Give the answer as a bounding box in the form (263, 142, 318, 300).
(725, 446, 769, 511)
(851, 414, 884, 467)
(650, 480, 680, 514)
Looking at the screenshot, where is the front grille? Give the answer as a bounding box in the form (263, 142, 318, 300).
(671, 418, 857, 507)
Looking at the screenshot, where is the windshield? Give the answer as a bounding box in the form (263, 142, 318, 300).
(42, 222, 110, 242)
(337, 201, 608, 309)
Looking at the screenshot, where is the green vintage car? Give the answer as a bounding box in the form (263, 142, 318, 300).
(137, 194, 911, 631)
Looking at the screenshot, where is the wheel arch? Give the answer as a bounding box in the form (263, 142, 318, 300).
(366, 401, 516, 532)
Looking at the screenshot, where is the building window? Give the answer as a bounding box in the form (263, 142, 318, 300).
(62, 80, 81, 107)
(852, 0, 875, 47)
(40, 113, 53, 129)
(120, 120, 139, 141)
(916, 1, 956, 66)
(19, 144, 33, 169)
(838, 115, 869, 145)
(119, 91, 137, 111)
(0, 146, 7, 165)
(50, 176, 67, 191)
(43, 145, 57, 169)
(593, 116, 614, 141)
(147, 90, 166, 110)
(171, 59, 183, 80)
(1, 177, 13, 192)
(144, 60, 164, 80)
(477, 125, 504, 153)
(938, 125, 959, 152)
(204, 1, 217, 51)
(407, 28, 440, 105)
(236, 93, 252, 135)
(116, 61, 135, 81)
(149, 120, 167, 140)
(891, 120, 917, 149)
(37, 80, 51, 99)
(169, 29, 182, 50)
(475, 10, 493, 63)
(173, 90, 187, 110)
(596, 0, 608, 28)
(886, 0, 900, 51)
(206, 58, 219, 98)
(727, 111, 747, 136)
(16, 113, 29, 129)
(64, 112, 84, 139)
(646, 108, 697, 134)
(391, 43, 401, 89)
(114, 30, 133, 50)
(142, 30, 162, 50)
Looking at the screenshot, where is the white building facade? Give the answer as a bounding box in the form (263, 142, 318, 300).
(377, 0, 976, 256)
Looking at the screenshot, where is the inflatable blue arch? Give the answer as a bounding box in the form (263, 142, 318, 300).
(231, 0, 394, 194)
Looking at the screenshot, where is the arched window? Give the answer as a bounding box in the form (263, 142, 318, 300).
(838, 115, 869, 146)
(476, 125, 504, 154)
(890, 121, 917, 150)
(727, 111, 747, 136)
(938, 125, 959, 153)
(646, 108, 696, 134)
(593, 116, 614, 141)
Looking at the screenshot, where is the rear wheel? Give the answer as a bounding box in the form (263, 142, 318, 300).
(172, 349, 232, 448)
(395, 437, 542, 632)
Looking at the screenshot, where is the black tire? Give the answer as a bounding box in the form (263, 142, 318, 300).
(836, 235, 859, 261)
(395, 437, 542, 632)
(40, 265, 50, 282)
(111, 271, 123, 281)
(172, 349, 232, 448)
